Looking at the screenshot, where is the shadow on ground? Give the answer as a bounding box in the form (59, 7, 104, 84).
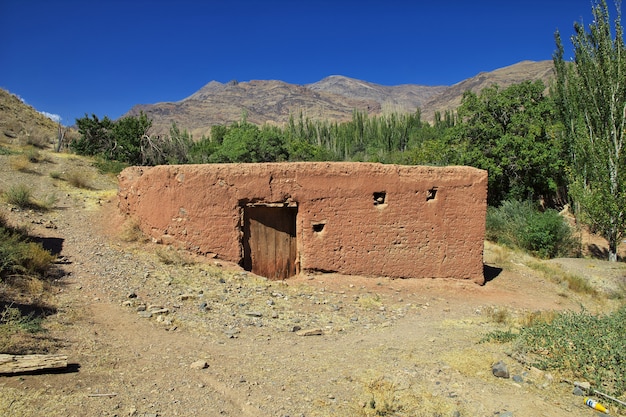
(483, 264, 503, 284)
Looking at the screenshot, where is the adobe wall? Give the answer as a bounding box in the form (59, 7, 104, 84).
(117, 162, 488, 284)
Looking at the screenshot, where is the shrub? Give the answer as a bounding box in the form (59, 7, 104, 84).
(486, 200, 578, 258)
(93, 157, 128, 175)
(9, 155, 30, 172)
(24, 147, 41, 162)
(0, 213, 55, 279)
(4, 184, 34, 208)
(65, 169, 91, 189)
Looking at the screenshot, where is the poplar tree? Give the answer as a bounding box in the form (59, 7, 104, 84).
(553, 0, 626, 261)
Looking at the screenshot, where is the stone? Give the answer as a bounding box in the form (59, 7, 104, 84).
(190, 360, 208, 370)
(512, 375, 523, 383)
(575, 381, 591, 390)
(179, 294, 195, 301)
(492, 361, 510, 379)
(295, 328, 323, 336)
(572, 386, 585, 396)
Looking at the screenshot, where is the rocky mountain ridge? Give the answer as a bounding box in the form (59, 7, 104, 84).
(127, 60, 554, 138)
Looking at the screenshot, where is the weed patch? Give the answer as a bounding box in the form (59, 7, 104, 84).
(9, 155, 31, 172)
(65, 169, 92, 189)
(484, 306, 626, 397)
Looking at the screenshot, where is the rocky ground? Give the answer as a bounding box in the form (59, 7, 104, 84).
(0, 148, 625, 417)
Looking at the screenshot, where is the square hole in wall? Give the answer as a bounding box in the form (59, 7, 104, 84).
(373, 192, 386, 205)
(426, 187, 438, 201)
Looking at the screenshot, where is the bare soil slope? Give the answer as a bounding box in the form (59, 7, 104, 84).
(0, 144, 624, 417)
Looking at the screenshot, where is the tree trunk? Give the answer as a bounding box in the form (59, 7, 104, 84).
(608, 240, 618, 262)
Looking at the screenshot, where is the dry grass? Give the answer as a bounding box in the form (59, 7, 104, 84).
(357, 293, 383, 310)
(482, 305, 513, 325)
(526, 260, 597, 296)
(64, 168, 92, 189)
(9, 155, 31, 172)
(347, 375, 460, 417)
(155, 246, 195, 266)
(119, 219, 147, 242)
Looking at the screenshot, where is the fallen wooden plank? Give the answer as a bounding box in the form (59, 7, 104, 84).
(0, 353, 68, 374)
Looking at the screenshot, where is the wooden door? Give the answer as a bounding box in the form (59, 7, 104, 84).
(242, 206, 297, 280)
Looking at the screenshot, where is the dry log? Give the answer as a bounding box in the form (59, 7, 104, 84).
(0, 353, 68, 374)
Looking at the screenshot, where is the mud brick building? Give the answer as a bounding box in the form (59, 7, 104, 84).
(118, 162, 488, 284)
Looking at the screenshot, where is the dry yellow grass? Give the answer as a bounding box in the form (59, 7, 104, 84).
(9, 155, 30, 172)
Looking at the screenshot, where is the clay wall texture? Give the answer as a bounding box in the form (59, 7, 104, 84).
(117, 162, 488, 284)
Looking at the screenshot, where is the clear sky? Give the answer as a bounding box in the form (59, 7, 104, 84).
(0, 0, 613, 125)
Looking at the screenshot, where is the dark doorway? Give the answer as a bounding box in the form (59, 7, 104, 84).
(242, 205, 298, 280)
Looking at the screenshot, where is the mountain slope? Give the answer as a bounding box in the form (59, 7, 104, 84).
(126, 60, 555, 137)
(420, 60, 555, 120)
(0, 89, 59, 142)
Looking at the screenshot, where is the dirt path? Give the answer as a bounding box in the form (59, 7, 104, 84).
(0, 151, 624, 417)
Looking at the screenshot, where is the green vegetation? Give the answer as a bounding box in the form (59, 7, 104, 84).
(0, 306, 45, 353)
(486, 200, 578, 259)
(485, 306, 626, 397)
(67, 1, 625, 262)
(553, 0, 626, 261)
(3, 183, 35, 209)
(0, 212, 55, 279)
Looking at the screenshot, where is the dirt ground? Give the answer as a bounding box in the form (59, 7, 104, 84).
(0, 149, 625, 417)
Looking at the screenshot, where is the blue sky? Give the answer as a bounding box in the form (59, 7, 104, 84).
(0, 0, 612, 125)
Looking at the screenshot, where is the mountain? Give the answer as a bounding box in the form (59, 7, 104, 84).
(306, 76, 447, 114)
(419, 60, 555, 121)
(126, 60, 555, 138)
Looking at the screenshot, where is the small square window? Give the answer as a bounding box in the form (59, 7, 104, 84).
(373, 192, 386, 205)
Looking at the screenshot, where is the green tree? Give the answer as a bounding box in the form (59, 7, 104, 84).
(72, 114, 114, 156)
(554, 0, 626, 261)
(111, 112, 152, 165)
(454, 81, 566, 206)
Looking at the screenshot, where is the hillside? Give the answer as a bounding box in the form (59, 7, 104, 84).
(126, 60, 555, 138)
(0, 89, 59, 144)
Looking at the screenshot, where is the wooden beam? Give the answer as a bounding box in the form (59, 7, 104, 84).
(0, 354, 68, 374)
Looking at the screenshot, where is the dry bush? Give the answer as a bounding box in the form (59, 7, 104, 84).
(9, 155, 31, 172)
(119, 219, 147, 242)
(483, 305, 513, 325)
(350, 375, 459, 417)
(23, 127, 53, 149)
(155, 246, 194, 266)
(18, 242, 56, 275)
(3, 183, 34, 208)
(24, 147, 43, 162)
(65, 168, 92, 189)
